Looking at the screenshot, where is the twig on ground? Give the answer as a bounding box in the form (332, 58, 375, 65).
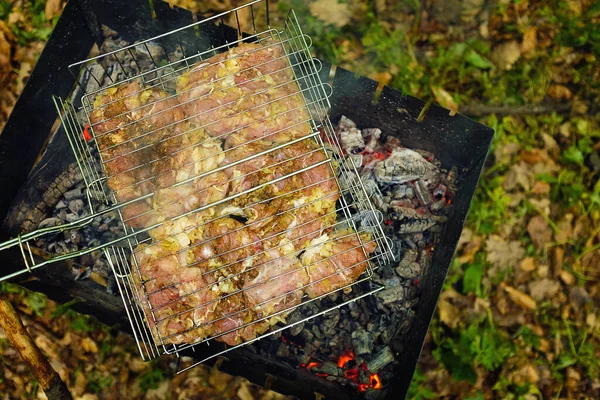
(0, 291, 72, 400)
(460, 102, 572, 117)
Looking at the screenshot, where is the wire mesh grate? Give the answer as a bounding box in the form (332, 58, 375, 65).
(0, 0, 394, 366)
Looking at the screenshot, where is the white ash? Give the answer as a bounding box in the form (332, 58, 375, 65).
(35, 179, 123, 293)
(252, 116, 458, 394)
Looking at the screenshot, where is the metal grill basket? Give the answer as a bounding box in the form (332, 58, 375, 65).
(0, 0, 394, 369)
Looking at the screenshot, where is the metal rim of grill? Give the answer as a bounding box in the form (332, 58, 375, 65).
(0, 0, 395, 368)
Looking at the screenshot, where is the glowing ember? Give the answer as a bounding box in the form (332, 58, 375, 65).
(306, 362, 320, 370)
(371, 374, 382, 389)
(281, 335, 302, 348)
(358, 374, 382, 392)
(337, 351, 355, 368)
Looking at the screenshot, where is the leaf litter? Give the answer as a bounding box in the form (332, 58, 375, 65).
(2, 1, 600, 399)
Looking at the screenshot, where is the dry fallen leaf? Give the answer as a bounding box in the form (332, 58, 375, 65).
(494, 142, 521, 164)
(372, 71, 393, 86)
(486, 235, 526, 269)
(528, 278, 561, 301)
(527, 215, 552, 249)
(559, 270, 575, 286)
(504, 161, 533, 192)
(521, 26, 537, 56)
(145, 380, 171, 400)
(431, 85, 458, 115)
(457, 227, 474, 250)
(0, 22, 12, 82)
(519, 257, 536, 272)
(45, 0, 63, 20)
(458, 235, 482, 264)
(547, 84, 573, 100)
(531, 181, 551, 195)
(80, 337, 98, 353)
(554, 213, 574, 242)
(541, 133, 560, 158)
(504, 286, 537, 310)
(309, 0, 353, 28)
(15, 62, 32, 95)
(73, 370, 88, 397)
(490, 40, 521, 70)
(75, 394, 99, 400)
(438, 298, 460, 328)
(566, 367, 581, 391)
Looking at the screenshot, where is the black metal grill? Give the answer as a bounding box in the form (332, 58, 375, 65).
(0, 0, 494, 398)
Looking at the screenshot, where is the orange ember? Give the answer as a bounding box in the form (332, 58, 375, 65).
(358, 374, 382, 392)
(337, 351, 355, 368)
(306, 362, 320, 370)
(371, 374, 382, 389)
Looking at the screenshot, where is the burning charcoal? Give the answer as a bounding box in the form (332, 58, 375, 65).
(362, 128, 381, 153)
(382, 276, 401, 288)
(430, 199, 446, 212)
(433, 183, 447, 199)
(336, 115, 357, 131)
(396, 262, 420, 280)
(67, 213, 82, 222)
(398, 249, 418, 267)
(364, 388, 384, 400)
(68, 199, 85, 215)
(336, 116, 365, 154)
(374, 148, 437, 184)
(415, 149, 435, 162)
(366, 346, 394, 373)
(63, 188, 83, 200)
(322, 309, 340, 337)
(340, 128, 365, 154)
(383, 136, 401, 151)
(390, 204, 433, 221)
(359, 368, 371, 384)
(286, 311, 305, 337)
(351, 327, 372, 356)
(412, 180, 432, 206)
(376, 286, 405, 305)
(371, 191, 388, 214)
(348, 301, 360, 319)
(313, 361, 342, 376)
(392, 184, 413, 199)
(38, 217, 63, 229)
(69, 230, 82, 246)
(83, 63, 106, 95)
(398, 220, 437, 234)
(277, 342, 291, 358)
(446, 166, 458, 187)
(312, 325, 324, 339)
(134, 41, 165, 62)
(73, 266, 92, 281)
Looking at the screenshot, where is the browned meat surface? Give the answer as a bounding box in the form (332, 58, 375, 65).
(302, 231, 376, 299)
(243, 248, 308, 319)
(90, 81, 184, 228)
(91, 42, 376, 348)
(176, 42, 312, 147)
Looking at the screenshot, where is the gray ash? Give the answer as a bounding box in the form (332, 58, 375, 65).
(248, 116, 458, 396)
(34, 179, 123, 290)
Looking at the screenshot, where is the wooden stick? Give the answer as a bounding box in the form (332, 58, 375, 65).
(0, 292, 72, 400)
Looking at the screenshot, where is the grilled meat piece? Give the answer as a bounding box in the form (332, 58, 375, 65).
(90, 81, 184, 228)
(177, 42, 312, 147)
(302, 230, 376, 299)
